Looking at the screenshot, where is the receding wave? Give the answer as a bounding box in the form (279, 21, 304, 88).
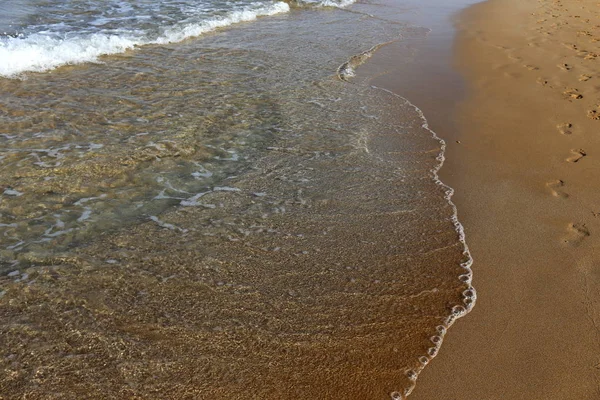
(0, 2, 290, 77)
(337, 41, 394, 81)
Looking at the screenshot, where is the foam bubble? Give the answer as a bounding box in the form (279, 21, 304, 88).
(452, 305, 467, 316)
(405, 369, 418, 382)
(426, 348, 436, 358)
(390, 391, 403, 400)
(459, 273, 472, 283)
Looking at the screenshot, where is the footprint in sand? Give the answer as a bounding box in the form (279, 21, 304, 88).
(562, 42, 578, 50)
(579, 74, 592, 81)
(563, 88, 583, 100)
(558, 63, 572, 71)
(563, 223, 590, 246)
(566, 149, 587, 163)
(557, 122, 573, 135)
(537, 77, 551, 87)
(547, 179, 569, 198)
(587, 107, 600, 120)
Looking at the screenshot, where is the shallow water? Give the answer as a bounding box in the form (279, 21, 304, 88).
(0, 1, 474, 398)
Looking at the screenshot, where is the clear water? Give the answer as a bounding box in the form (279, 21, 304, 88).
(0, 0, 474, 398)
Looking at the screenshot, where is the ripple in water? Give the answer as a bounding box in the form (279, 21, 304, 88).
(0, 1, 473, 398)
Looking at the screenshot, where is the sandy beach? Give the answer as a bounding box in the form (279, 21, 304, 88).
(2, 0, 599, 398)
(404, 0, 600, 397)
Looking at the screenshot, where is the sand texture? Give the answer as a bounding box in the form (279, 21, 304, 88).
(410, 0, 600, 398)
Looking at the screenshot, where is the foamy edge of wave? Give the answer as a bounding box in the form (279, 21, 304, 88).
(370, 86, 475, 400)
(315, 0, 357, 7)
(0, 2, 290, 78)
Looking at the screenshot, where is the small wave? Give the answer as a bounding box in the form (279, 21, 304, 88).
(154, 3, 290, 44)
(316, 0, 357, 7)
(0, 2, 290, 77)
(290, 0, 357, 8)
(337, 41, 393, 81)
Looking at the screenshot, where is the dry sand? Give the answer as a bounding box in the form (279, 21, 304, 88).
(407, 0, 600, 398)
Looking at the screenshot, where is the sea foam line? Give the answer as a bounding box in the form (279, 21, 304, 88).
(0, 2, 290, 78)
(370, 86, 475, 400)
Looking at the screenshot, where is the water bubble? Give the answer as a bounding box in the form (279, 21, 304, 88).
(436, 325, 447, 335)
(427, 347, 438, 357)
(452, 305, 466, 316)
(463, 289, 475, 298)
(419, 356, 429, 365)
(390, 391, 403, 400)
(405, 369, 418, 381)
(430, 335, 442, 345)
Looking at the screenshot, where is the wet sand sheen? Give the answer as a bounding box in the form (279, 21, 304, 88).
(399, 0, 600, 398)
(0, 1, 475, 399)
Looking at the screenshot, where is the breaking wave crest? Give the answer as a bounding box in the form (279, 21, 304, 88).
(0, 2, 291, 77)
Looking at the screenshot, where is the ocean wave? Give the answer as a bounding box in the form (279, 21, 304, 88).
(293, 0, 357, 8)
(154, 2, 290, 45)
(315, 0, 357, 8)
(0, 2, 290, 77)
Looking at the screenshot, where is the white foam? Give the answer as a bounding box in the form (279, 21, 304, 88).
(316, 0, 357, 8)
(370, 85, 476, 399)
(149, 215, 188, 233)
(154, 3, 290, 45)
(0, 2, 290, 77)
(77, 208, 92, 222)
(6, 241, 24, 250)
(191, 164, 213, 179)
(73, 194, 107, 206)
(213, 186, 241, 192)
(0, 33, 139, 77)
(180, 191, 210, 207)
(3, 189, 23, 196)
(300, 0, 357, 8)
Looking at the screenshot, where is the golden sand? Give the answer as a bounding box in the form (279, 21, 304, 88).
(410, 0, 600, 397)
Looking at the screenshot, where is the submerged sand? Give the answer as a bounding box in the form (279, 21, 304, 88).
(407, 0, 600, 398)
(0, 2, 473, 398)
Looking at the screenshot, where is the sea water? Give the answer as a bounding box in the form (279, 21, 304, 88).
(0, 0, 473, 398)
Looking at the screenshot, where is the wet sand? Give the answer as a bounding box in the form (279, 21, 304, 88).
(0, 3, 474, 398)
(396, 0, 600, 397)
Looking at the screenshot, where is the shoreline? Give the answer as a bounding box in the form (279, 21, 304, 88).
(0, 2, 480, 398)
(390, 0, 600, 397)
(3, 0, 598, 397)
